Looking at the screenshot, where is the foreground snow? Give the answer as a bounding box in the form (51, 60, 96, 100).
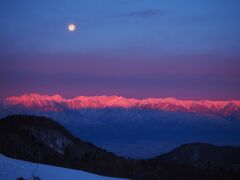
(0, 154, 125, 180)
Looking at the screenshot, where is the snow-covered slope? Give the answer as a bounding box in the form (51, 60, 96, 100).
(0, 154, 124, 180)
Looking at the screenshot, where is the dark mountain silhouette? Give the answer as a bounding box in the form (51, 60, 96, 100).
(0, 115, 132, 178)
(2, 100, 240, 158)
(156, 143, 240, 169)
(1, 115, 240, 180)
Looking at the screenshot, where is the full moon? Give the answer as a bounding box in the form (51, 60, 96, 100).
(68, 24, 76, 32)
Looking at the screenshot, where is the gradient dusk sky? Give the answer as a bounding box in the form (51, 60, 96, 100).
(0, 0, 240, 99)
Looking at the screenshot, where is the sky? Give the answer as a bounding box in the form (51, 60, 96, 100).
(0, 0, 240, 100)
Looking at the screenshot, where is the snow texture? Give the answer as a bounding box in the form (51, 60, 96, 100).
(0, 154, 125, 180)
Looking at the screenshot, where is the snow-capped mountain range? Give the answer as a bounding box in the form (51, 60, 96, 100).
(1, 93, 240, 158)
(3, 93, 240, 116)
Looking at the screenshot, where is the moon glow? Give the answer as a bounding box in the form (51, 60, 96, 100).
(68, 24, 76, 31)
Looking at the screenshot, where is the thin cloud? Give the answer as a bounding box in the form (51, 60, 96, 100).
(127, 9, 165, 17)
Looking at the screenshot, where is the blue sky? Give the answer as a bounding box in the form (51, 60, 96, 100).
(0, 0, 240, 99)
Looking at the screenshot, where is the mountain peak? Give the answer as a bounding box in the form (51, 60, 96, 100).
(2, 93, 240, 115)
(50, 94, 64, 101)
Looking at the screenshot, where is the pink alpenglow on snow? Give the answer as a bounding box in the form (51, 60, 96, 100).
(3, 93, 240, 116)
